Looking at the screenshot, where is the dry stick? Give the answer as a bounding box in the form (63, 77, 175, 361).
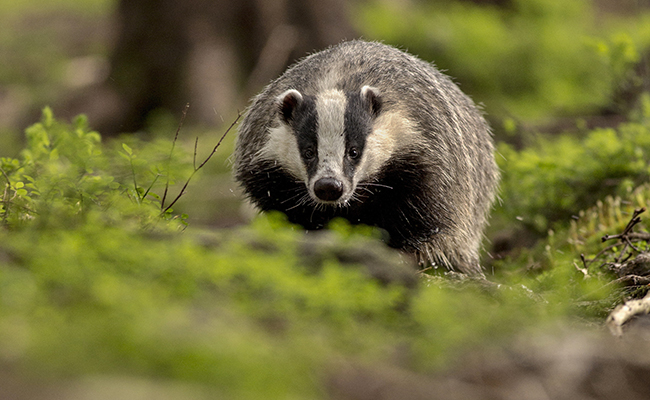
(602, 208, 646, 242)
(581, 242, 622, 268)
(624, 235, 643, 253)
(161, 112, 241, 215)
(616, 242, 630, 263)
(599, 208, 647, 263)
(628, 232, 650, 242)
(607, 291, 650, 337)
(580, 209, 650, 274)
(576, 208, 650, 307)
(161, 103, 190, 212)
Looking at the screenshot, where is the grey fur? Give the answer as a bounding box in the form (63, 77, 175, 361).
(233, 40, 499, 275)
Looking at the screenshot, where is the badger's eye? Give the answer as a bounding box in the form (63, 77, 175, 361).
(348, 147, 360, 160)
(302, 148, 316, 160)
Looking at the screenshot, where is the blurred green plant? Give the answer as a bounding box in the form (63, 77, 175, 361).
(1, 107, 115, 227)
(491, 182, 650, 319)
(0, 110, 626, 398)
(496, 94, 650, 234)
(0, 107, 221, 229)
(354, 0, 650, 125)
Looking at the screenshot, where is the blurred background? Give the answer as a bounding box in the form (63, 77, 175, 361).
(1, 0, 650, 233)
(5, 3, 650, 397)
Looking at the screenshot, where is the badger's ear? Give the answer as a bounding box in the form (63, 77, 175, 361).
(361, 85, 382, 117)
(277, 89, 303, 124)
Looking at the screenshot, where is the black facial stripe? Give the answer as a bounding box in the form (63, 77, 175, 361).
(290, 95, 319, 178)
(344, 91, 373, 177)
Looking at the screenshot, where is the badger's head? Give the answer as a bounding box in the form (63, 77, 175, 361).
(259, 86, 389, 207)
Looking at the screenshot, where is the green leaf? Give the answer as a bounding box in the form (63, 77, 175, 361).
(122, 143, 133, 156)
(49, 148, 59, 161)
(42, 106, 54, 127)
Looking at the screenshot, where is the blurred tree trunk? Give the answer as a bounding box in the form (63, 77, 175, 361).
(93, 0, 357, 135)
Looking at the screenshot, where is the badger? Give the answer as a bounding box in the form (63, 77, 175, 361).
(233, 40, 499, 275)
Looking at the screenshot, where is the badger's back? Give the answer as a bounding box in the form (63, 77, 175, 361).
(234, 40, 499, 274)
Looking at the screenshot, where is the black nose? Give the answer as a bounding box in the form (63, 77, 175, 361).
(313, 178, 344, 201)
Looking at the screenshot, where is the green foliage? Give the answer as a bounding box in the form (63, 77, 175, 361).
(354, 0, 650, 123)
(493, 183, 650, 317)
(0, 0, 112, 16)
(3, 4, 649, 395)
(1, 213, 590, 396)
(0, 107, 193, 229)
(0, 111, 621, 398)
(2, 107, 107, 226)
(496, 111, 650, 233)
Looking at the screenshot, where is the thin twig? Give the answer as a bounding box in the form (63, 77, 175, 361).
(616, 242, 630, 263)
(580, 208, 650, 288)
(575, 260, 590, 278)
(581, 242, 622, 267)
(129, 156, 139, 204)
(161, 103, 190, 212)
(596, 208, 647, 264)
(628, 232, 650, 241)
(141, 173, 162, 201)
(602, 208, 645, 242)
(195, 111, 241, 171)
(161, 112, 241, 215)
(193, 137, 199, 170)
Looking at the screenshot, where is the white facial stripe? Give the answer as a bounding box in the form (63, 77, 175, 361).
(314, 89, 347, 178)
(356, 111, 416, 182)
(257, 124, 306, 181)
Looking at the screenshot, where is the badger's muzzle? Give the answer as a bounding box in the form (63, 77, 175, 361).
(313, 177, 344, 202)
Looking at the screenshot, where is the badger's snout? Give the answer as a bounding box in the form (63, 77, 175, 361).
(313, 177, 344, 202)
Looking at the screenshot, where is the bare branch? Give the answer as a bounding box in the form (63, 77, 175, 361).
(161, 112, 241, 215)
(581, 243, 621, 267)
(596, 208, 647, 264)
(195, 111, 241, 171)
(602, 208, 646, 242)
(193, 137, 199, 171)
(161, 103, 190, 211)
(607, 291, 650, 337)
(141, 173, 162, 201)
